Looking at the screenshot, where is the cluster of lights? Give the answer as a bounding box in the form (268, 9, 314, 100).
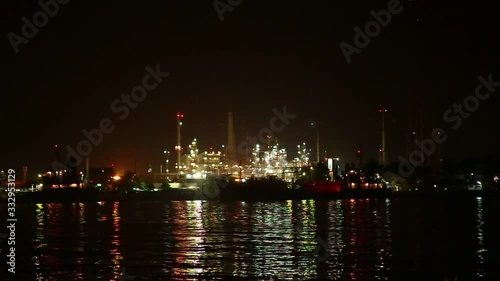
(295, 142, 311, 166)
(172, 132, 337, 183)
(176, 137, 313, 179)
(188, 139, 200, 172)
(249, 140, 311, 178)
(186, 172, 204, 179)
(175, 138, 226, 175)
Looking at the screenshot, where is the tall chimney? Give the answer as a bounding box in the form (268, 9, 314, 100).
(227, 112, 236, 166)
(85, 156, 90, 185)
(176, 112, 184, 173)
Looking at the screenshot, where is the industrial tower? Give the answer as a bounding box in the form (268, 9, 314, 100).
(226, 112, 237, 166)
(175, 112, 184, 173)
(378, 108, 388, 165)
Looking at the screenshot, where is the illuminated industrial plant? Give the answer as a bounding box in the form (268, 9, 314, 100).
(165, 112, 339, 184)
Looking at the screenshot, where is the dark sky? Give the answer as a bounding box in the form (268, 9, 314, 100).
(3, 0, 500, 176)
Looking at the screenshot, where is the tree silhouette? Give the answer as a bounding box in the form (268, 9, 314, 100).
(314, 161, 330, 181)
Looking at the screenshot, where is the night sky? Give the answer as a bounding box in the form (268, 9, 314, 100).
(4, 0, 500, 176)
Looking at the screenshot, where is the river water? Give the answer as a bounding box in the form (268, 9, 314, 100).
(2, 197, 499, 280)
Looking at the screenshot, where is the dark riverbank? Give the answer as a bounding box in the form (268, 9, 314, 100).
(3, 187, 500, 204)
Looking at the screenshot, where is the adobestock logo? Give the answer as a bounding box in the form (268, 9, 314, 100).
(340, 0, 406, 64)
(7, 0, 71, 54)
(397, 73, 498, 177)
(314, 236, 330, 262)
(213, 0, 244, 22)
(194, 176, 230, 200)
(236, 106, 297, 155)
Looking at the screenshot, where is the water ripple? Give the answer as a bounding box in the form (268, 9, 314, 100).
(3, 197, 498, 280)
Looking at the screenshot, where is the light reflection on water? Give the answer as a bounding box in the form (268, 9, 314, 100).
(476, 197, 485, 278)
(4, 197, 499, 280)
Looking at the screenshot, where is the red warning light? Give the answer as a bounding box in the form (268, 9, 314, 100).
(54, 144, 58, 148)
(111, 163, 115, 167)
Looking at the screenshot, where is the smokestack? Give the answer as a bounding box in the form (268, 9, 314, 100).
(227, 112, 236, 166)
(176, 112, 184, 173)
(85, 156, 90, 185)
